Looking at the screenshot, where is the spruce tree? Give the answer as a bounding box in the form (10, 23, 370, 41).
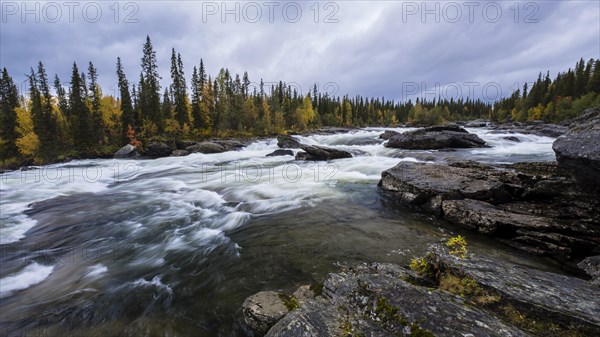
(117, 57, 136, 144)
(88, 62, 104, 146)
(69, 62, 92, 152)
(0, 68, 20, 160)
(140, 35, 162, 132)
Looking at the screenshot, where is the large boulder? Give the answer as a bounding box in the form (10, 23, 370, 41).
(185, 140, 245, 154)
(114, 144, 139, 158)
(385, 125, 487, 149)
(242, 291, 291, 335)
(277, 135, 302, 149)
(578, 255, 600, 287)
(553, 106, 600, 191)
(295, 145, 352, 161)
(144, 142, 173, 157)
(379, 161, 600, 258)
(171, 150, 190, 157)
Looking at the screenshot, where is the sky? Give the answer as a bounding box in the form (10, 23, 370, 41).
(1, 0, 599, 103)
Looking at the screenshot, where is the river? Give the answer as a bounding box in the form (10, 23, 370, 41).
(0, 127, 562, 337)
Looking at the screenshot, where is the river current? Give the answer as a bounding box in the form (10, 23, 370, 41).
(0, 127, 561, 336)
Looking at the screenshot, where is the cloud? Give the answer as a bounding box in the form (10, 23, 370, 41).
(0, 0, 598, 101)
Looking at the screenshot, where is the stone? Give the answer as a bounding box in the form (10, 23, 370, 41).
(144, 142, 173, 157)
(171, 150, 190, 157)
(295, 145, 352, 161)
(277, 135, 302, 149)
(266, 149, 294, 157)
(243, 291, 290, 335)
(114, 144, 138, 158)
(385, 125, 487, 149)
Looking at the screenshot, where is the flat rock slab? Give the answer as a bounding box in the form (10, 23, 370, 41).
(429, 244, 600, 333)
(379, 161, 512, 205)
(295, 145, 352, 161)
(266, 263, 527, 337)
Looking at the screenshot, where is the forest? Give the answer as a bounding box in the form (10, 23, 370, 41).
(1, 36, 599, 167)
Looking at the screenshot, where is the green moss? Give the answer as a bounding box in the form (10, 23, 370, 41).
(409, 323, 435, 337)
(278, 293, 300, 311)
(375, 297, 409, 326)
(499, 305, 585, 337)
(439, 273, 501, 305)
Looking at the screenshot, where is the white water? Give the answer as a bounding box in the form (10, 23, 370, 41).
(0, 128, 556, 300)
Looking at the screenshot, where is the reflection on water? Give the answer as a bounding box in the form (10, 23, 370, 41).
(0, 128, 559, 336)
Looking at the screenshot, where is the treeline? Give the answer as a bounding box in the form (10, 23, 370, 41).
(493, 58, 600, 123)
(1, 36, 599, 166)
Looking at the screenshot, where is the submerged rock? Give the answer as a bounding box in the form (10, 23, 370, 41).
(295, 145, 352, 161)
(267, 149, 294, 157)
(385, 125, 487, 149)
(503, 136, 521, 142)
(379, 161, 600, 259)
(114, 144, 139, 158)
(379, 130, 400, 140)
(277, 135, 302, 149)
(553, 106, 600, 191)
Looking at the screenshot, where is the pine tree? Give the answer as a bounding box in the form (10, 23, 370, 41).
(170, 49, 189, 126)
(140, 35, 162, 131)
(0, 68, 20, 160)
(587, 59, 600, 94)
(117, 57, 136, 144)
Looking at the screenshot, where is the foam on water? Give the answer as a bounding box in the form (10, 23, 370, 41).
(0, 262, 55, 298)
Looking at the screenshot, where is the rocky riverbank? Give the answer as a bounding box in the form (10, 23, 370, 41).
(242, 242, 600, 336)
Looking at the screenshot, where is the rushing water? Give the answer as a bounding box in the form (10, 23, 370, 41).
(0, 128, 561, 337)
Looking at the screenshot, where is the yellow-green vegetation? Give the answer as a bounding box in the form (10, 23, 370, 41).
(499, 305, 585, 337)
(409, 257, 431, 276)
(439, 273, 500, 305)
(409, 323, 435, 337)
(446, 235, 468, 259)
(277, 293, 300, 311)
(374, 297, 409, 327)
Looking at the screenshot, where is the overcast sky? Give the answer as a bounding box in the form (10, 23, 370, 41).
(1, 0, 598, 102)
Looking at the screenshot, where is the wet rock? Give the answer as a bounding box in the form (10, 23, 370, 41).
(277, 135, 302, 149)
(385, 125, 487, 149)
(295, 145, 352, 161)
(379, 161, 600, 258)
(114, 144, 138, 158)
(292, 285, 316, 305)
(263, 263, 527, 337)
(171, 150, 190, 157)
(266, 149, 294, 157)
(429, 244, 600, 334)
(578, 255, 600, 286)
(379, 130, 400, 140)
(185, 140, 246, 154)
(144, 142, 173, 158)
(503, 136, 521, 142)
(553, 106, 600, 191)
(243, 291, 290, 335)
(175, 140, 198, 150)
(465, 119, 489, 127)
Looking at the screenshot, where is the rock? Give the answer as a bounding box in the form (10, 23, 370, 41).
(578, 256, 600, 286)
(295, 145, 352, 161)
(144, 142, 173, 157)
(379, 161, 600, 258)
(263, 263, 528, 337)
(292, 285, 316, 305)
(553, 106, 600, 191)
(242, 291, 290, 335)
(277, 135, 302, 149)
(114, 144, 138, 158)
(503, 136, 521, 142)
(379, 162, 512, 208)
(171, 150, 190, 157)
(385, 125, 487, 149)
(185, 140, 245, 154)
(465, 119, 489, 127)
(429, 244, 600, 334)
(379, 130, 400, 140)
(175, 140, 198, 150)
(266, 149, 294, 157)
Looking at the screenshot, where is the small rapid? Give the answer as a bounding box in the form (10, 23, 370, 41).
(0, 127, 559, 336)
